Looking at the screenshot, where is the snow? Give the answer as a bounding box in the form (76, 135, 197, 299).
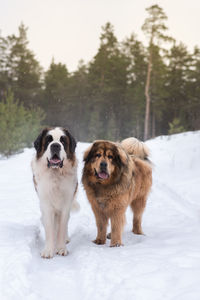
(0, 131, 200, 300)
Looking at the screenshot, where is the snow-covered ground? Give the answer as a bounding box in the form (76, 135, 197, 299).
(0, 131, 200, 300)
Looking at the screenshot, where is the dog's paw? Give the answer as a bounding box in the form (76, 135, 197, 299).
(56, 247, 68, 256)
(132, 228, 144, 235)
(41, 247, 54, 259)
(110, 242, 124, 247)
(93, 238, 106, 245)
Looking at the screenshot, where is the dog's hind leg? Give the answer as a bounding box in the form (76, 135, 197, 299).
(130, 196, 147, 235)
(65, 211, 70, 244)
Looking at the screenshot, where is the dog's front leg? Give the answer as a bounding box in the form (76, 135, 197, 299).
(56, 212, 69, 256)
(110, 210, 126, 247)
(41, 209, 55, 258)
(92, 207, 108, 245)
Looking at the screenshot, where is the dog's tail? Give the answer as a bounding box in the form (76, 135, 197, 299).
(121, 137, 150, 161)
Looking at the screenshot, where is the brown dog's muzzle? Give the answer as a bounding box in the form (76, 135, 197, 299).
(95, 160, 109, 179)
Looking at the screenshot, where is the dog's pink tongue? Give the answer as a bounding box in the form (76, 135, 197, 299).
(50, 159, 61, 164)
(98, 172, 108, 179)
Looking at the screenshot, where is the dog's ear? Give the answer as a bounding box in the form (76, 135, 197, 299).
(83, 144, 93, 163)
(63, 129, 77, 157)
(34, 128, 49, 156)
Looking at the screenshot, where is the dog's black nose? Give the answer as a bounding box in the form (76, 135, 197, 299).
(100, 161, 107, 168)
(51, 143, 61, 152)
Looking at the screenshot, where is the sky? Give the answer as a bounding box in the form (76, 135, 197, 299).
(1, 0, 200, 72)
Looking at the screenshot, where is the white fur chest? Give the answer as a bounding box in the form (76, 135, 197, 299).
(32, 157, 77, 212)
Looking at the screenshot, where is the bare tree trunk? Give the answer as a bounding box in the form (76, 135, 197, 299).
(144, 51, 152, 141)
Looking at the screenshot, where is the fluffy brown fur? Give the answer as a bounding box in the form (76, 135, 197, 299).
(82, 138, 152, 247)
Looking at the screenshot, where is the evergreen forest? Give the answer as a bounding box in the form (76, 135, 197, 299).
(0, 5, 200, 155)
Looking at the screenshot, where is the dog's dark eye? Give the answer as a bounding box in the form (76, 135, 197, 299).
(60, 136, 66, 147)
(95, 153, 101, 158)
(108, 155, 113, 159)
(46, 135, 53, 144)
(44, 135, 53, 151)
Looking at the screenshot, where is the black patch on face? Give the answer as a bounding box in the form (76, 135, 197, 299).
(84, 143, 101, 163)
(60, 135, 67, 151)
(113, 151, 125, 169)
(84, 147, 95, 164)
(44, 135, 53, 152)
(62, 129, 77, 159)
(34, 128, 50, 158)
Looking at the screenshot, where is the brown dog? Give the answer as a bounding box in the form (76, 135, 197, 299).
(82, 137, 152, 247)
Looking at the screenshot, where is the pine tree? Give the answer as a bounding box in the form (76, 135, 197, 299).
(168, 118, 185, 135)
(44, 60, 69, 126)
(166, 42, 192, 131)
(66, 60, 90, 141)
(122, 34, 147, 139)
(88, 22, 128, 140)
(6, 23, 42, 106)
(0, 90, 44, 156)
(185, 47, 200, 130)
(149, 44, 169, 137)
(142, 4, 172, 140)
(0, 34, 10, 98)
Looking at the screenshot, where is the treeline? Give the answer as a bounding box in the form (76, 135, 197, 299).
(0, 5, 200, 155)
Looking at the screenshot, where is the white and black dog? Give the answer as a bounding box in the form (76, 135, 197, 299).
(31, 127, 79, 258)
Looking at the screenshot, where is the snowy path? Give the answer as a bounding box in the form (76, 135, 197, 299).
(0, 132, 200, 300)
